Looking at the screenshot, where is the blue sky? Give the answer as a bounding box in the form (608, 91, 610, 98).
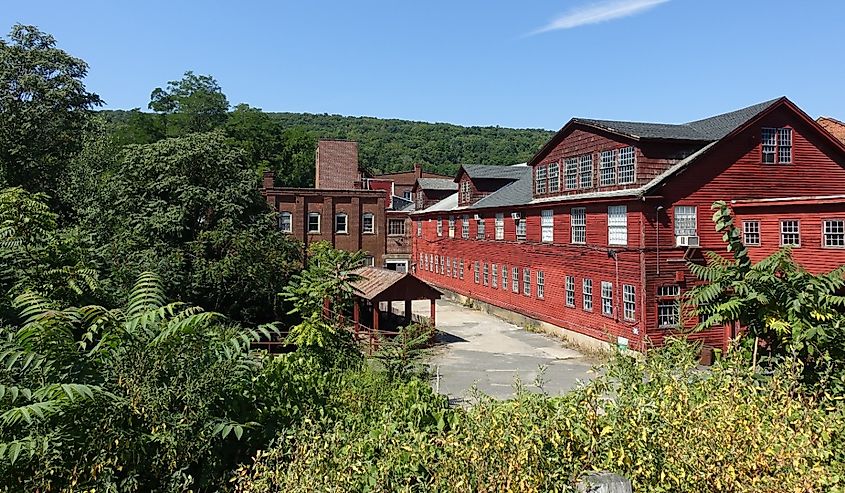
(6, 1, 845, 130)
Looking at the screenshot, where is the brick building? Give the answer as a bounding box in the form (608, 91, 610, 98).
(412, 97, 845, 351)
(371, 163, 452, 201)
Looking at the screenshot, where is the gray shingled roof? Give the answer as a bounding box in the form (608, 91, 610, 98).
(461, 164, 529, 180)
(416, 178, 458, 191)
(391, 195, 415, 212)
(472, 171, 533, 209)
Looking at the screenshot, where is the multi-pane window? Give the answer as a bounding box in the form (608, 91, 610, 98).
(512, 267, 519, 294)
(824, 219, 845, 247)
(623, 284, 636, 321)
(516, 217, 526, 241)
(674, 206, 698, 236)
(436, 218, 443, 237)
(460, 180, 471, 203)
(548, 162, 560, 193)
(536, 271, 545, 299)
(388, 218, 406, 236)
(446, 257, 452, 277)
(416, 220, 422, 237)
(492, 263, 498, 288)
(579, 154, 593, 188)
(495, 213, 504, 240)
(523, 268, 531, 296)
(536, 165, 547, 194)
(335, 213, 348, 233)
(564, 158, 579, 190)
(780, 220, 800, 246)
(434, 255, 439, 274)
(501, 265, 508, 290)
(483, 262, 489, 286)
(571, 208, 586, 244)
(541, 209, 554, 243)
(307, 212, 320, 233)
(583, 278, 593, 311)
(459, 259, 464, 279)
(607, 205, 627, 245)
(601, 281, 613, 316)
(565, 276, 575, 307)
(618, 147, 636, 184)
(278, 212, 292, 233)
(448, 216, 455, 238)
(462, 215, 470, 239)
(440, 257, 445, 275)
(453, 258, 458, 278)
(762, 127, 792, 164)
(477, 216, 486, 239)
(657, 285, 681, 328)
(474, 261, 480, 284)
(363, 213, 375, 234)
(599, 150, 616, 186)
(743, 220, 760, 245)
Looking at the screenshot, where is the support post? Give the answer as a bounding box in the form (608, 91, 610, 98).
(429, 299, 436, 328)
(387, 300, 392, 317)
(322, 298, 330, 319)
(372, 303, 380, 333)
(353, 299, 360, 336)
(405, 299, 412, 324)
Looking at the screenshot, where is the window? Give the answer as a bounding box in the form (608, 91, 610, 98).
(335, 213, 348, 233)
(607, 205, 627, 246)
(459, 259, 464, 279)
(523, 268, 531, 296)
(492, 263, 498, 288)
(363, 213, 375, 234)
(446, 257, 451, 277)
(460, 180, 471, 203)
(537, 271, 545, 299)
(618, 147, 636, 184)
(579, 154, 593, 188)
(762, 127, 792, 164)
(501, 265, 508, 290)
(462, 215, 470, 239)
(583, 278, 593, 311)
(743, 220, 760, 246)
(599, 150, 616, 186)
(564, 158, 579, 190)
(495, 213, 504, 240)
(824, 219, 845, 248)
(452, 258, 458, 278)
(477, 216, 486, 239)
(474, 261, 480, 284)
(541, 209, 554, 243)
(440, 257, 445, 275)
(571, 208, 586, 244)
(448, 216, 455, 238)
(565, 276, 575, 307)
(436, 218, 443, 237)
(780, 220, 800, 246)
(278, 212, 292, 233)
(601, 281, 613, 316)
(512, 267, 519, 294)
(416, 191, 424, 209)
(434, 255, 439, 274)
(657, 285, 681, 328)
(516, 216, 526, 241)
(535, 165, 547, 194)
(388, 218, 406, 236)
(416, 220, 422, 237)
(364, 255, 375, 267)
(674, 206, 697, 237)
(403, 190, 412, 200)
(483, 262, 489, 286)
(548, 162, 560, 193)
(307, 212, 320, 233)
(623, 284, 636, 321)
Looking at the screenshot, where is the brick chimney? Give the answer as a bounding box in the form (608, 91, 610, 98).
(315, 139, 359, 189)
(262, 170, 275, 189)
(414, 163, 422, 179)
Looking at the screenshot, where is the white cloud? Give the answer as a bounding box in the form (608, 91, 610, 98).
(527, 0, 670, 36)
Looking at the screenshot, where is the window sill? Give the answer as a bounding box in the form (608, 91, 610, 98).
(335, 231, 349, 235)
(307, 231, 321, 235)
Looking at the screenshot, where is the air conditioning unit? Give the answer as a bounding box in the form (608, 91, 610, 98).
(511, 212, 522, 221)
(473, 214, 481, 221)
(676, 235, 700, 248)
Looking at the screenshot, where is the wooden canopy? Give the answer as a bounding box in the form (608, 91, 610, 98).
(350, 267, 441, 302)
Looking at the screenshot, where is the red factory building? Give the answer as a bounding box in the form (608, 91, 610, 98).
(411, 97, 845, 351)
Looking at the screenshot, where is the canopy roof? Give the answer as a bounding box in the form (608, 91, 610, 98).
(350, 267, 441, 302)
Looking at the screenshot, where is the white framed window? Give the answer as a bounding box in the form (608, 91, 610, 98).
(335, 213, 348, 233)
(501, 264, 508, 290)
(536, 165, 547, 194)
(459, 259, 464, 279)
(571, 207, 586, 244)
(416, 191, 424, 209)
(448, 216, 455, 238)
(516, 216, 526, 241)
(541, 209, 554, 243)
(460, 180, 471, 203)
(278, 212, 292, 233)
(307, 212, 321, 233)
(434, 255, 439, 274)
(607, 205, 627, 246)
(618, 147, 636, 184)
(674, 206, 697, 237)
(492, 263, 498, 288)
(453, 258, 458, 278)
(565, 275, 575, 307)
(436, 218, 443, 237)
(495, 213, 504, 240)
(780, 219, 800, 247)
(388, 218, 406, 236)
(523, 268, 531, 296)
(824, 219, 845, 248)
(762, 127, 792, 164)
(483, 262, 489, 286)
(364, 255, 375, 267)
(564, 158, 578, 190)
(440, 257, 445, 275)
(599, 150, 616, 186)
(363, 213, 375, 234)
(462, 215, 470, 239)
(474, 261, 480, 284)
(742, 220, 760, 246)
(548, 162, 560, 193)
(583, 278, 593, 311)
(601, 281, 613, 316)
(416, 220, 422, 237)
(404, 190, 412, 200)
(623, 284, 635, 321)
(579, 154, 593, 188)
(537, 271, 545, 299)
(477, 216, 486, 239)
(446, 257, 452, 277)
(512, 267, 519, 294)
(657, 285, 680, 328)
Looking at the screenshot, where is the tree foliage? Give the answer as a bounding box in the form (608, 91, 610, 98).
(148, 70, 229, 135)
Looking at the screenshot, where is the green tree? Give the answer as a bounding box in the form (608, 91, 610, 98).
(148, 71, 229, 136)
(0, 24, 102, 195)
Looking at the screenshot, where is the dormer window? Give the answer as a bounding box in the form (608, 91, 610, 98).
(535, 165, 547, 194)
(460, 180, 471, 203)
(548, 162, 560, 193)
(762, 127, 792, 164)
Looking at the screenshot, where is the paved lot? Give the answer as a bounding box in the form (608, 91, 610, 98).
(410, 299, 598, 400)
